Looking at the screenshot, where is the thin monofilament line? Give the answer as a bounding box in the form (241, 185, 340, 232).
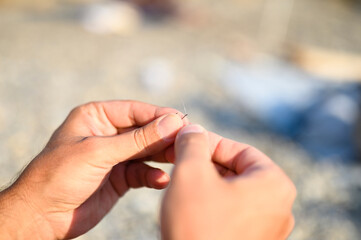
(181, 99, 188, 119)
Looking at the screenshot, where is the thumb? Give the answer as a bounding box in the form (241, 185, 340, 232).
(173, 124, 218, 180)
(88, 113, 184, 166)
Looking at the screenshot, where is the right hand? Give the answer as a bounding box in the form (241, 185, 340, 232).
(161, 124, 296, 240)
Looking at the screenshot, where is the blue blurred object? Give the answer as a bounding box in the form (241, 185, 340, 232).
(220, 57, 361, 162)
(298, 87, 360, 162)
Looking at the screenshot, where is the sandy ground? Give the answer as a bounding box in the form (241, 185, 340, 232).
(1, 0, 361, 239)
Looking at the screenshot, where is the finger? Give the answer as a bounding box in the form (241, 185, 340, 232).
(139, 146, 174, 163)
(164, 145, 175, 163)
(102, 100, 184, 128)
(109, 163, 128, 197)
(125, 161, 170, 189)
(173, 124, 218, 180)
(158, 142, 236, 177)
(160, 145, 237, 177)
(167, 130, 274, 177)
(90, 113, 184, 166)
(207, 131, 274, 176)
(62, 100, 187, 136)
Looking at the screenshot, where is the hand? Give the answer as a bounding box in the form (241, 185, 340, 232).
(161, 124, 296, 240)
(0, 100, 186, 239)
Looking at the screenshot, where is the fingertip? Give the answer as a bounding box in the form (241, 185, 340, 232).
(148, 169, 170, 189)
(157, 113, 184, 142)
(155, 173, 170, 188)
(181, 115, 191, 126)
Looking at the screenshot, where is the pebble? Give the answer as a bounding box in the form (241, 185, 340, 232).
(139, 58, 175, 94)
(82, 1, 141, 35)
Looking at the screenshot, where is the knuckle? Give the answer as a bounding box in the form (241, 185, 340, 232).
(70, 101, 99, 116)
(126, 164, 142, 188)
(83, 101, 99, 108)
(133, 127, 150, 154)
(126, 162, 149, 188)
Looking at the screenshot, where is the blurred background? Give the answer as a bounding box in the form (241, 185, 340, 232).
(1, 0, 361, 239)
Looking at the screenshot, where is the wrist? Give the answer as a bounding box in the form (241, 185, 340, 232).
(0, 184, 55, 239)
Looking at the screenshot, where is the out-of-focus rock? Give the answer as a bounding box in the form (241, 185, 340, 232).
(219, 56, 361, 162)
(82, 1, 141, 35)
(289, 44, 361, 81)
(139, 58, 174, 94)
(220, 56, 323, 136)
(299, 90, 360, 162)
(128, 0, 176, 19)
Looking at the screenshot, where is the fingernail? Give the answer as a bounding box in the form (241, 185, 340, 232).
(177, 124, 205, 137)
(156, 173, 170, 184)
(148, 170, 170, 189)
(157, 113, 183, 142)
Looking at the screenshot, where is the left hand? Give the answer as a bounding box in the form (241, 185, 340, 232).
(0, 100, 185, 239)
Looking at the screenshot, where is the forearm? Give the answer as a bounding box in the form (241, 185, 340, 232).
(0, 185, 54, 240)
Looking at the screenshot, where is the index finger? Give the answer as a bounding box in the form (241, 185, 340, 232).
(101, 100, 183, 128)
(162, 131, 275, 176)
(208, 132, 275, 176)
(62, 100, 187, 137)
